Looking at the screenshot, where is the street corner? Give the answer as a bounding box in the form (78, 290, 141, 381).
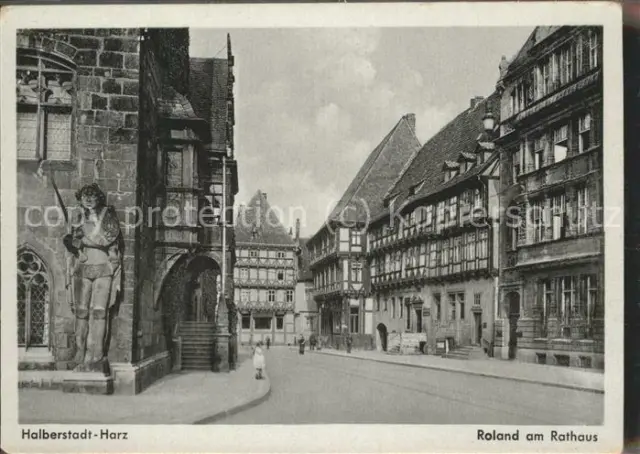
(193, 363, 272, 424)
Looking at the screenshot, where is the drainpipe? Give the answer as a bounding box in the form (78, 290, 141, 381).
(221, 155, 227, 324)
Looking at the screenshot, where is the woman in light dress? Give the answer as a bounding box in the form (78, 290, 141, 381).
(253, 342, 266, 380)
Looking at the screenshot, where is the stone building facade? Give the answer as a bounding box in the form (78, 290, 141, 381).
(495, 26, 604, 368)
(234, 191, 298, 345)
(308, 114, 421, 351)
(16, 28, 238, 394)
(368, 96, 501, 355)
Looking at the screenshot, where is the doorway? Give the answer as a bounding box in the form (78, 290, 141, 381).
(506, 292, 520, 360)
(376, 323, 388, 352)
(415, 308, 423, 333)
(474, 313, 482, 344)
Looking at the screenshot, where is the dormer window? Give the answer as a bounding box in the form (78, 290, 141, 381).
(442, 161, 460, 183)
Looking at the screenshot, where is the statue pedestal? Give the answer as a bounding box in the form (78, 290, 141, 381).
(62, 360, 114, 395)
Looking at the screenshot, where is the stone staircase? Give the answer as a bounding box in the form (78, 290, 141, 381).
(443, 345, 487, 360)
(179, 321, 216, 370)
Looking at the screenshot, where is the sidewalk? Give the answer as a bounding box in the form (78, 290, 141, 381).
(315, 348, 604, 393)
(19, 351, 271, 425)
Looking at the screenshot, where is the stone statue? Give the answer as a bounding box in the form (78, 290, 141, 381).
(63, 183, 123, 372)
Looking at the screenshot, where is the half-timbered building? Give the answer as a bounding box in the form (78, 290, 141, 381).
(234, 191, 298, 345)
(308, 114, 421, 350)
(495, 26, 604, 368)
(367, 95, 501, 355)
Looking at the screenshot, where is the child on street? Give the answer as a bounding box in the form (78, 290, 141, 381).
(253, 342, 265, 380)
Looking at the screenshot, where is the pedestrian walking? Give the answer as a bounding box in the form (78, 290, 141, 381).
(265, 336, 271, 350)
(253, 342, 265, 379)
(309, 333, 317, 351)
(298, 334, 306, 355)
(346, 333, 353, 354)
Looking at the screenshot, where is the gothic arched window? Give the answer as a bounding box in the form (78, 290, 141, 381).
(16, 48, 75, 161)
(17, 248, 50, 347)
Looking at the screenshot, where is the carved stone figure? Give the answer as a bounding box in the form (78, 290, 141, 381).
(63, 184, 123, 372)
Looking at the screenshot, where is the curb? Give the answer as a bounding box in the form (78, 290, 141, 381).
(315, 351, 604, 394)
(193, 374, 272, 424)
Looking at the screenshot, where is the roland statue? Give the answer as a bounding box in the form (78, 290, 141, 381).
(63, 183, 123, 373)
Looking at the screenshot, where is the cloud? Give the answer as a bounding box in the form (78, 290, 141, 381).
(415, 103, 459, 143)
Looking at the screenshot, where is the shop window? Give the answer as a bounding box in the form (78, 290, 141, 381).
(254, 317, 271, 330)
(241, 314, 251, 330)
(349, 307, 359, 334)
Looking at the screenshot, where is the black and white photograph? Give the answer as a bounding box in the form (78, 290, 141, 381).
(0, 3, 624, 453)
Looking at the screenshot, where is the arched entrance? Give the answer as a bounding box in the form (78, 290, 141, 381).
(376, 323, 388, 352)
(159, 254, 221, 370)
(505, 292, 520, 360)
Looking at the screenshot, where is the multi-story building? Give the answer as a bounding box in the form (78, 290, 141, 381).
(234, 191, 298, 345)
(16, 28, 238, 394)
(308, 114, 421, 350)
(367, 96, 501, 355)
(495, 26, 604, 368)
(294, 233, 317, 340)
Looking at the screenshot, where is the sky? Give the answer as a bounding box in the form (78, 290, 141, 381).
(189, 27, 533, 238)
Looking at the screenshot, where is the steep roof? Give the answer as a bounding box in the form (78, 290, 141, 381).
(384, 93, 501, 213)
(505, 26, 562, 73)
(296, 238, 313, 282)
(187, 57, 230, 152)
(236, 190, 296, 246)
(328, 114, 422, 224)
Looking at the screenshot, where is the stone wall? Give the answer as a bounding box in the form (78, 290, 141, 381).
(16, 28, 142, 367)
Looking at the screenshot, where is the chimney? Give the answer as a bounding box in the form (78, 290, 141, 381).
(295, 218, 301, 241)
(404, 113, 416, 130)
(470, 96, 485, 110)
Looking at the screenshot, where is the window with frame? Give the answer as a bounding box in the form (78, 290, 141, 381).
(553, 125, 569, 164)
(436, 201, 446, 231)
(391, 297, 396, 318)
(241, 314, 251, 330)
(240, 289, 250, 302)
(465, 232, 477, 270)
(474, 292, 481, 306)
(277, 270, 285, 282)
(531, 136, 545, 171)
(477, 230, 489, 260)
(541, 279, 552, 336)
(254, 317, 271, 330)
(448, 197, 458, 227)
(560, 45, 574, 86)
(286, 290, 294, 303)
(276, 315, 284, 330)
(17, 51, 75, 161)
(550, 193, 566, 240)
(384, 298, 388, 312)
(512, 148, 522, 181)
(578, 113, 592, 153)
(448, 293, 457, 320)
(588, 29, 599, 70)
(458, 293, 465, 320)
(267, 290, 276, 302)
(434, 293, 441, 321)
(531, 200, 545, 243)
(405, 299, 411, 330)
(249, 250, 258, 258)
(17, 249, 50, 347)
(276, 251, 285, 259)
(351, 230, 362, 246)
(561, 276, 575, 324)
(351, 262, 363, 283)
(585, 274, 598, 328)
(576, 186, 589, 235)
(350, 307, 359, 334)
